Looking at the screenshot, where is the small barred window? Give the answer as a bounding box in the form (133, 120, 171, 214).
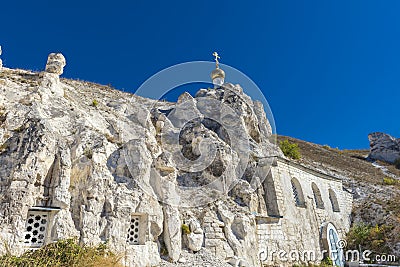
(126, 213, 148, 245)
(24, 211, 49, 247)
(127, 215, 141, 245)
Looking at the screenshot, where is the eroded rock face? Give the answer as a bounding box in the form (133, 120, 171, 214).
(45, 53, 66, 75)
(147, 84, 281, 264)
(0, 70, 166, 266)
(368, 132, 400, 163)
(39, 53, 67, 98)
(184, 218, 204, 252)
(163, 205, 181, 262)
(0, 69, 282, 266)
(0, 66, 353, 267)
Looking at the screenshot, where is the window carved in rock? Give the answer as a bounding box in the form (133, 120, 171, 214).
(24, 211, 49, 248)
(126, 214, 147, 245)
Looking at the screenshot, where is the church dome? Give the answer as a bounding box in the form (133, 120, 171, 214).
(210, 67, 225, 80)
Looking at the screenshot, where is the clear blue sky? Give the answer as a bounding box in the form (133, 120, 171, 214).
(1, 0, 399, 149)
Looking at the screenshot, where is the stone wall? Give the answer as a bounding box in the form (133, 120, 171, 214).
(203, 214, 235, 260)
(192, 158, 353, 267)
(256, 158, 353, 266)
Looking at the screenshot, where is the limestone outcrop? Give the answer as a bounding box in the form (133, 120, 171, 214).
(368, 132, 400, 163)
(183, 218, 203, 252)
(45, 53, 66, 75)
(0, 62, 281, 266)
(0, 58, 353, 267)
(40, 53, 66, 98)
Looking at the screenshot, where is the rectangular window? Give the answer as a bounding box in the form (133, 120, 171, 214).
(127, 215, 141, 245)
(24, 211, 50, 248)
(126, 213, 148, 245)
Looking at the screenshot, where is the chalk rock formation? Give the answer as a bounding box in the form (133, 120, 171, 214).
(163, 205, 182, 262)
(368, 132, 400, 163)
(40, 53, 66, 98)
(0, 61, 283, 267)
(45, 53, 66, 75)
(183, 218, 204, 252)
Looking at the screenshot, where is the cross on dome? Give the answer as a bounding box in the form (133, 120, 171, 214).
(210, 51, 225, 87)
(212, 52, 220, 68)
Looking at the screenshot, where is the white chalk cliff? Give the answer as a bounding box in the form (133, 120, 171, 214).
(0, 53, 353, 267)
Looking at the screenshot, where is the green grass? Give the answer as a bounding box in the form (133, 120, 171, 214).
(383, 177, 398, 186)
(0, 239, 122, 267)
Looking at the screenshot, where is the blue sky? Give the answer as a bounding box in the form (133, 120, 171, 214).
(1, 0, 399, 149)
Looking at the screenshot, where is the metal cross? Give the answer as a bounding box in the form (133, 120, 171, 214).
(213, 52, 220, 68)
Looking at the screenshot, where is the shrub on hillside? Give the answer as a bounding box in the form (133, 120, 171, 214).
(322, 145, 331, 150)
(91, 99, 99, 107)
(383, 177, 398, 186)
(394, 158, 400, 169)
(279, 139, 301, 159)
(346, 223, 391, 255)
(321, 256, 333, 266)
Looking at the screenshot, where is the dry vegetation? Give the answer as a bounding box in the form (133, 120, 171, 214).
(0, 69, 40, 88)
(0, 239, 123, 267)
(277, 136, 400, 184)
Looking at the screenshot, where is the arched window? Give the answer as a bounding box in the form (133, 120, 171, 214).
(329, 189, 340, 212)
(291, 178, 305, 207)
(311, 182, 324, 209)
(321, 223, 345, 267)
